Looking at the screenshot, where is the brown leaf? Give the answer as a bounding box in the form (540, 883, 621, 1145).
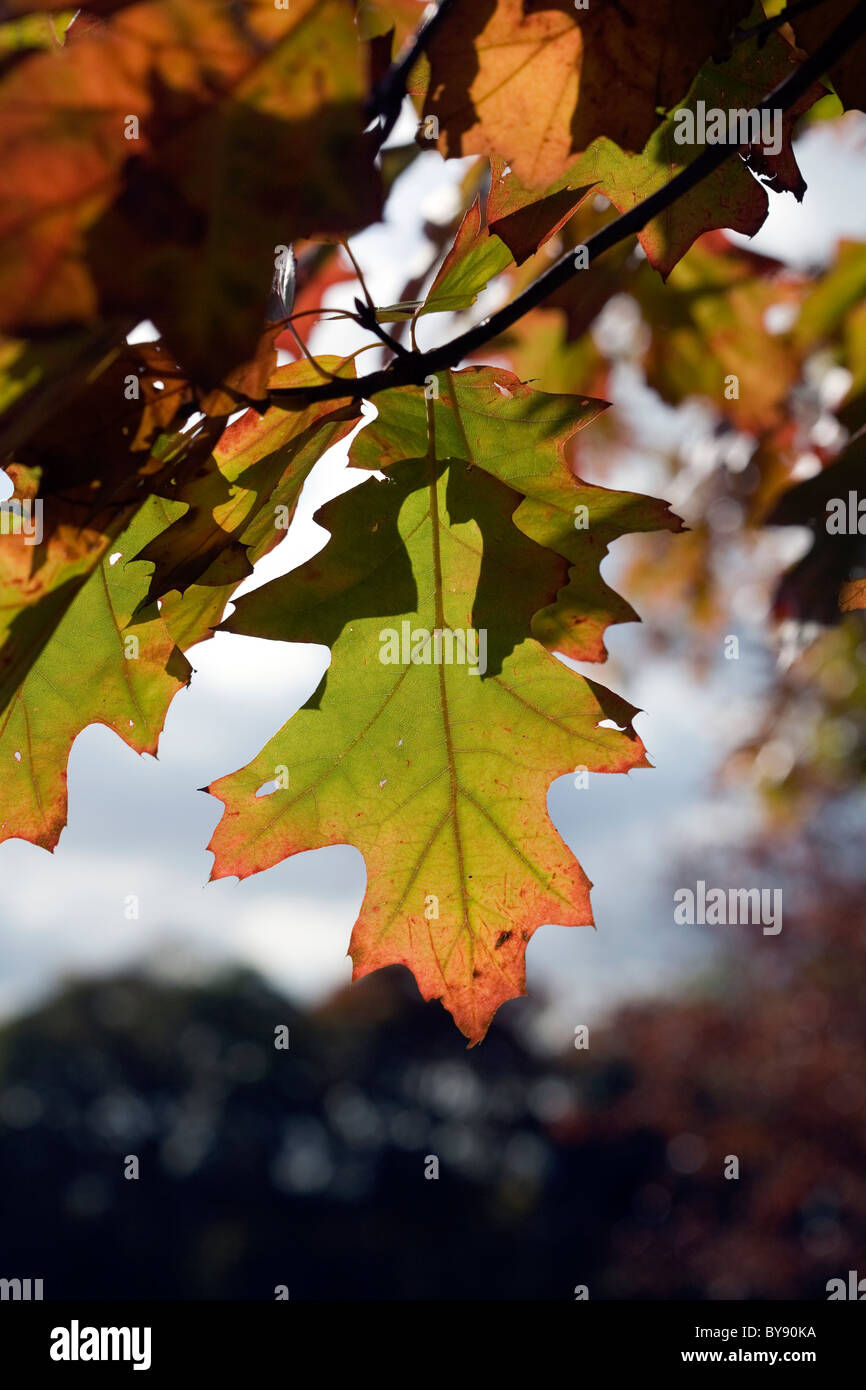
(0, 0, 382, 386)
(422, 0, 751, 188)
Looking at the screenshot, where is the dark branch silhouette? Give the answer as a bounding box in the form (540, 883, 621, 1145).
(734, 0, 835, 48)
(267, 0, 866, 408)
(365, 0, 460, 150)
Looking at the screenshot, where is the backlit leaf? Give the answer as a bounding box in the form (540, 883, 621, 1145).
(207, 436, 650, 1042)
(0, 0, 381, 385)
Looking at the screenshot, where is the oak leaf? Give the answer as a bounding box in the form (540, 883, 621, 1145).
(349, 367, 683, 662)
(207, 438, 650, 1042)
(0, 496, 190, 850)
(131, 358, 362, 602)
(483, 14, 823, 278)
(422, 0, 751, 188)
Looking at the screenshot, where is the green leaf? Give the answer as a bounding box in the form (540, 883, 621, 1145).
(0, 497, 190, 850)
(795, 241, 866, 350)
(375, 199, 514, 326)
(207, 440, 649, 1043)
(484, 11, 823, 277)
(350, 367, 682, 661)
(131, 357, 363, 602)
(417, 198, 513, 316)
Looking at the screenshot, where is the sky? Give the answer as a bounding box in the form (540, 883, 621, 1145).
(1, 112, 865, 1046)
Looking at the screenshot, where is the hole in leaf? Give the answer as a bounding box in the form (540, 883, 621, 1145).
(13, 751, 21, 762)
(109, 552, 122, 566)
(256, 779, 281, 797)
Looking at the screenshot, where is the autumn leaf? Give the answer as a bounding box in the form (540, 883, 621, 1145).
(3, 0, 860, 1046)
(0, 325, 129, 461)
(207, 435, 649, 1042)
(4, 339, 196, 492)
(349, 367, 682, 662)
(357, 0, 426, 52)
(131, 357, 362, 602)
(0, 0, 381, 385)
(417, 198, 513, 317)
(483, 13, 823, 278)
(576, 22, 821, 277)
(0, 496, 190, 850)
(378, 198, 513, 323)
(422, 0, 751, 188)
(0, 352, 344, 850)
(839, 577, 866, 612)
(0, 337, 205, 611)
(487, 159, 596, 266)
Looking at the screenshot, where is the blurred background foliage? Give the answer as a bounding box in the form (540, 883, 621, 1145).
(1, 817, 864, 1301)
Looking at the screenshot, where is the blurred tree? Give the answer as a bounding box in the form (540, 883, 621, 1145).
(2, 840, 864, 1303)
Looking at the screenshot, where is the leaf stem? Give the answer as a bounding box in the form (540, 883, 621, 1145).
(339, 236, 377, 311)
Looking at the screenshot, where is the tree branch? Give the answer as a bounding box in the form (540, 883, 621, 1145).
(734, 0, 835, 48)
(365, 0, 459, 150)
(352, 297, 413, 358)
(269, 0, 866, 408)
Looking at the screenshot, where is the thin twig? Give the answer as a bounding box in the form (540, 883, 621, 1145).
(282, 321, 344, 382)
(339, 236, 377, 311)
(266, 0, 866, 408)
(341, 238, 412, 357)
(286, 308, 364, 323)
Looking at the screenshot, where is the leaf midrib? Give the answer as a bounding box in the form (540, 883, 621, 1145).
(425, 396, 474, 961)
